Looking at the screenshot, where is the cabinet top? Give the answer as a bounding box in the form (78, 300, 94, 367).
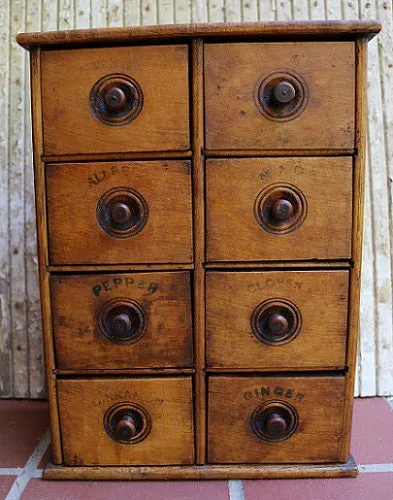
(17, 20, 381, 50)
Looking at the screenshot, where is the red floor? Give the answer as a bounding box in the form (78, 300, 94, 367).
(0, 398, 392, 499)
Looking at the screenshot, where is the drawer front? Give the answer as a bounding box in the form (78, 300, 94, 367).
(206, 157, 352, 261)
(46, 161, 193, 265)
(51, 272, 193, 370)
(208, 375, 346, 463)
(205, 42, 354, 151)
(206, 271, 349, 370)
(41, 45, 189, 155)
(58, 377, 194, 465)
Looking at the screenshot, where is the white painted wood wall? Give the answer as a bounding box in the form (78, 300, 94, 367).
(0, 0, 392, 398)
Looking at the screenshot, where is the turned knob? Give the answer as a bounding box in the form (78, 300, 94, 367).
(98, 298, 146, 344)
(266, 313, 289, 336)
(251, 299, 301, 346)
(109, 202, 132, 227)
(115, 414, 138, 440)
(110, 313, 132, 337)
(264, 411, 288, 437)
(272, 81, 296, 105)
(270, 199, 294, 222)
(251, 401, 298, 442)
(103, 86, 127, 111)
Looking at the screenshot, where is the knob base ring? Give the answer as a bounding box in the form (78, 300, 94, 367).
(251, 298, 302, 346)
(255, 69, 308, 122)
(90, 73, 143, 126)
(254, 182, 307, 235)
(96, 186, 148, 239)
(104, 402, 151, 445)
(251, 400, 298, 442)
(97, 297, 146, 345)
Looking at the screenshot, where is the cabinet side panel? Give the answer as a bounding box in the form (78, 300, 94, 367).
(30, 48, 62, 463)
(340, 39, 368, 462)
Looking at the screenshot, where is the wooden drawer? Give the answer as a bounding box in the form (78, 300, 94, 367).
(58, 377, 194, 466)
(206, 271, 349, 370)
(41, 45, 189, 156)
(205, 42, 354, 151)
(46, 160, 193, 265)
(208, 375, 346, 463)
(51, 272, 193, 370)
(206, 157, 352, 262)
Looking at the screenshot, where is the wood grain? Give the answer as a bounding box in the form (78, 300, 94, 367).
(47, 263, 194, 272)
(46, 160, 193, 265)
(43, 456, 358, 479)
(206, 270, 349, 370)
(206, 149, 355, 157)
(204, 261, 351, 269)
(340, 39, 368, 462)
(205, 42, 355, 151)
(42, 151, 192, 163)
(206, 157, 353, 262)
(0, 0, 11, 397)
(12, 15, 381, 478)
(4, 8, 388, 402)
(30, 49, 63, 463)
(207, 375, 346, 463)
(25, 1, 45, 399)
(363, 0, 393, 396)
(57, 376, 195, 465)
(10, 0, 28, 398)
(191, 39, 206, 464)
(55, 368, 195, 375)
(41, 45, 190, 155)
(51, 272, 193, 369)
(16, 20, 381, 48)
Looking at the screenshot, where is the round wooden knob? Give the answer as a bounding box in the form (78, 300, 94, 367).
(109, 202, 132, 227)
(97, 187, 148, 239)
(251, 401, 298, 442)
(272, 81, 296, 104)
(97, 298, 146, 345)
(104, 403, 151, 444)
(266, 313, 289, 336)
(251, 299, 302, 346)
(255, 184, 307, 235)
(264, 411, 288, 437)
(115, 414, 138, 440)
(270, 199, 294, 222)
(110, 313, 132, 337)
(103, 86, 127, 111)
(90, 74, 143, 126)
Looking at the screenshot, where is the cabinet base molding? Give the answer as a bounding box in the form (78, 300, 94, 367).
(44, 457, 358, 480)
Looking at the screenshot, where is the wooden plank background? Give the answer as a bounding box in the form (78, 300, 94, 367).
(0, 0, 391, 398)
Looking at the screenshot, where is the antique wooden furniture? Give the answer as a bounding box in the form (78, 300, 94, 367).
(17, 20, 381, 480)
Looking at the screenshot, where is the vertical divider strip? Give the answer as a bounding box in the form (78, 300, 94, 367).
(30, 48, 63, 463)
(340, 38, 367, 462)
(191, 38, 206, 464)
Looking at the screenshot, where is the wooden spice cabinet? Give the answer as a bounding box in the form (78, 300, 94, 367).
(17, 20, 381, 480)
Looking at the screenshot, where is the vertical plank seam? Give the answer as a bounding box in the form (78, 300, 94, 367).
(376, 0, 393, 395)
(6, 0, 13, 399)
(0, 0, 11, 397)
(24, 0, 31, 399)
(366, 84, 381, 396)
(367, 1, 380, 395)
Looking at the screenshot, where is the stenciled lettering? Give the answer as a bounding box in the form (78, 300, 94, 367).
(243, 385, 305, 402)
(92, 276, 159, 296)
